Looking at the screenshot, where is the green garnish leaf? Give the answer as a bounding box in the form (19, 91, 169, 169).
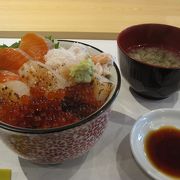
(45, 35, 60, 49)
(0, 44, 8, 48)
(54, 42, 60, 49)
(45, 35, 54, 42)
(0, 41, 21, 48)
(9, 41, 21, 48)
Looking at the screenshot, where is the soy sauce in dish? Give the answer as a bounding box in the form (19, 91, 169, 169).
(144, 126, 180, 178)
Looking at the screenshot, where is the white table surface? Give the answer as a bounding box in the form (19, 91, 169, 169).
(0, 39, 180, 180)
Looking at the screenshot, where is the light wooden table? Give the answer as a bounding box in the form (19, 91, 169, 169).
(0, 0, 180, 39)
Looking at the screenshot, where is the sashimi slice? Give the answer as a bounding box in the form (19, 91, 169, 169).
(18, 60, 68, 92)
(0, 48, 28, 73)
(93, 73, 114, 102)
(19, 33, 50, 63)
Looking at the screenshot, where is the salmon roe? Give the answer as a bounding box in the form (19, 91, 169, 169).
(0, 83, 102, 129)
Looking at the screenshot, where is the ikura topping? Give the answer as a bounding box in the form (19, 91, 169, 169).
(0, 33, 114, 129)
(0, 85, 101, 129)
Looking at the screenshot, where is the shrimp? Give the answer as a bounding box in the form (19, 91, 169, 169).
(0, 70, 30, 102)
(92, 53, 112, 65)
(93, 53, 113, 77)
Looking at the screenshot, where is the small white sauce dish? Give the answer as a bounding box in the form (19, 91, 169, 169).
(130, 108, 180, 180)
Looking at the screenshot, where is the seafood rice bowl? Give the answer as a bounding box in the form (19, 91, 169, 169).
(0, 33, 120, 164)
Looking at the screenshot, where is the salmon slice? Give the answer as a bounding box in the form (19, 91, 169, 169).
(19, 33, 49, 63)
(0, 48, 28, 73)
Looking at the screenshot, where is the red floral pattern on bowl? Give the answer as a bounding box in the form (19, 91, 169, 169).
(1, 110, 109, 164)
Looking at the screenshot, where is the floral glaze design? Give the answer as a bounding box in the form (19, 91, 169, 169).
(0, 111, 109, 164)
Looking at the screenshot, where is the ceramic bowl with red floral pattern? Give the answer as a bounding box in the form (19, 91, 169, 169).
(0, 40, 120, 164)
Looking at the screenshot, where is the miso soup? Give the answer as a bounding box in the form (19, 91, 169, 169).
(128, 46, 180, 68)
